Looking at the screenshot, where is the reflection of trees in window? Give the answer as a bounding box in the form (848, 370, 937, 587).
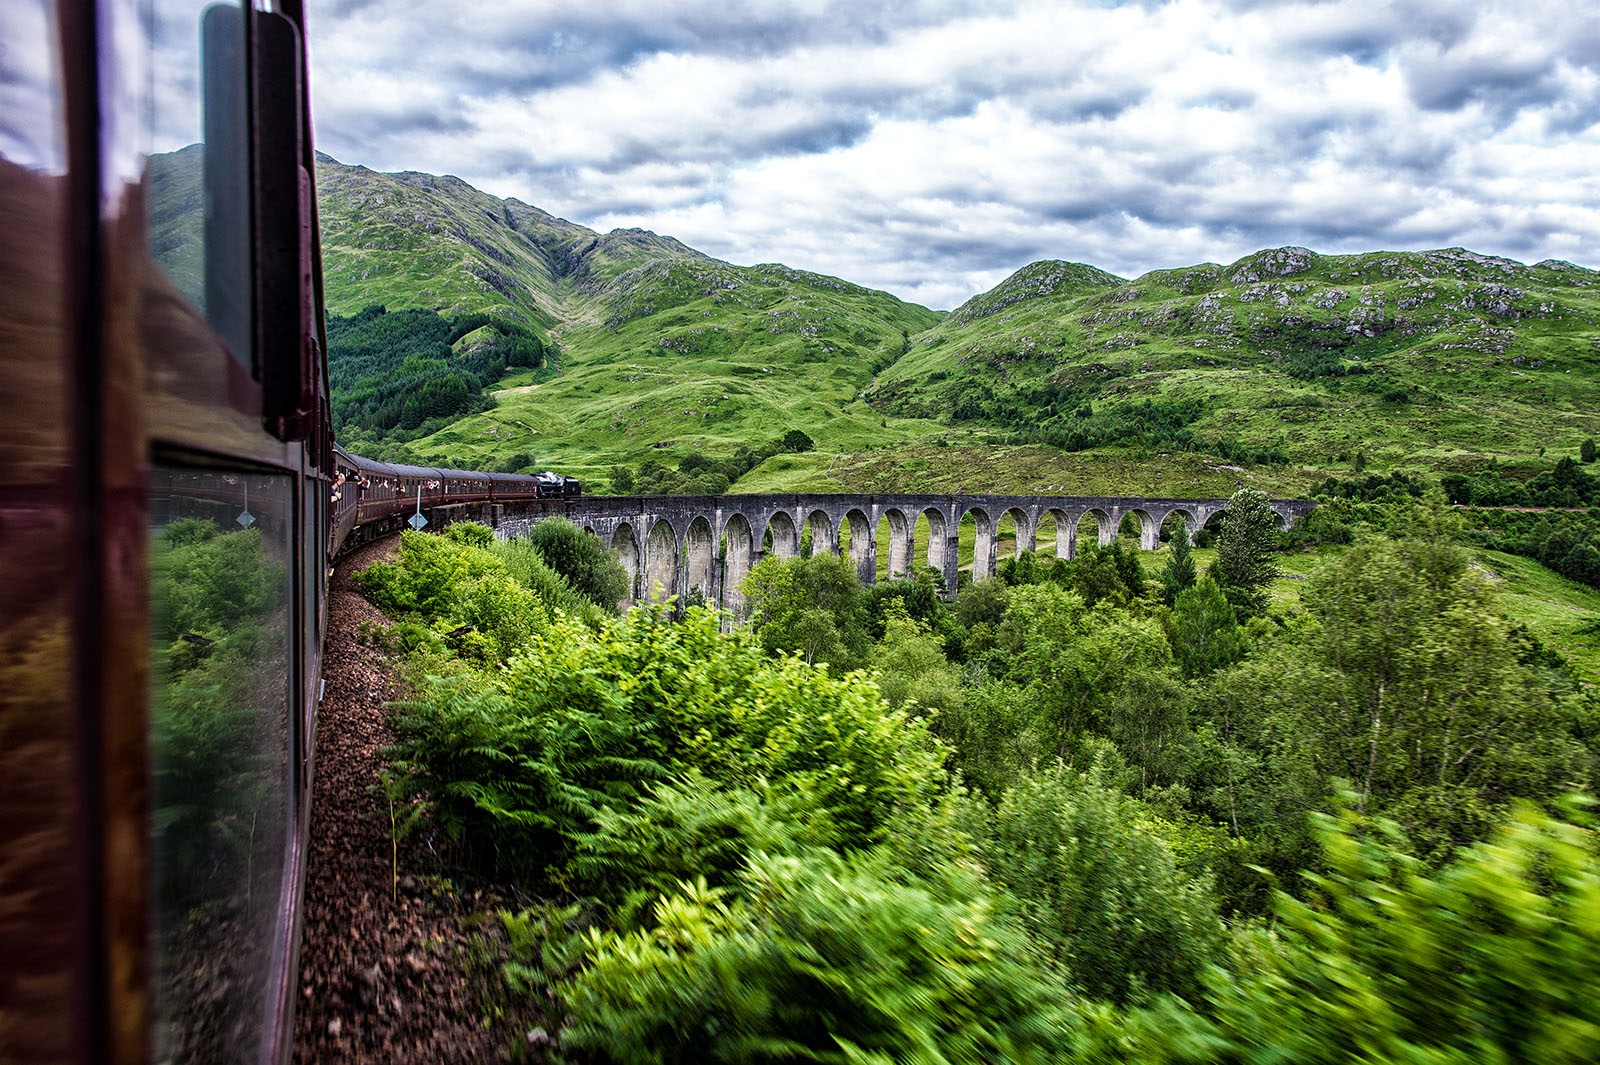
(149, 512, 288, 1063)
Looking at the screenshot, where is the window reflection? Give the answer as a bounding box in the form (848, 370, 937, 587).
(145, 0, 251, 365)
(148, 467, 291, 1063)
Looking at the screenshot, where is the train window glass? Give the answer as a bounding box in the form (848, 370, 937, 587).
(147, 465, 293, 1063)
(145, 0, 253, 367)
(0, 1, 65, 173)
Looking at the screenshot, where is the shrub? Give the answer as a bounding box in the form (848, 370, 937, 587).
(564, 852, 1071, 1064)
(520, 517, 631, 611)
(979, 766, 1224, 1004)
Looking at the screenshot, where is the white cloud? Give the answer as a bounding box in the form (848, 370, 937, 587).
(309, 0, 1600, 308)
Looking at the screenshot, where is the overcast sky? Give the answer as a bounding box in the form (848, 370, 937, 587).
(306, 0, 1600, 310)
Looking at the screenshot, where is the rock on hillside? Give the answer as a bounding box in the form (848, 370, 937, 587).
(868, 244, 1600, 470)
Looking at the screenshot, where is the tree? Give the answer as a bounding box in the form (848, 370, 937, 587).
(610, 464, 635, 494)
(1211, 488, 1279, 617)
(1240, 537, 1589, 861)
(524, 517, 631, 611)
(993, 584, 1172, 759)
(1165, 576, 1245, 678)
(780, 428, 815, 453)
(740, 554, 869, 668)
(1582, 437, 1597, 463)
(1157, 516, 1197, 605)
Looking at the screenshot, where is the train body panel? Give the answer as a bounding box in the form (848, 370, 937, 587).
(0, 5, 584, 1063)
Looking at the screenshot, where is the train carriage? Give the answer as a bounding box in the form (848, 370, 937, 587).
(0, 3, 561, 1063)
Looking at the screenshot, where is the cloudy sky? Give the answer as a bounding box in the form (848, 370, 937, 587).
(307, 0, 1600, 309)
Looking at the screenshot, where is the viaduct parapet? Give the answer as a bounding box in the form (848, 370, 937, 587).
(474, 492, 1316, 613)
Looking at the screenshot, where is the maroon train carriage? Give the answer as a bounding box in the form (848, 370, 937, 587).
(0, 3, 555, 1063)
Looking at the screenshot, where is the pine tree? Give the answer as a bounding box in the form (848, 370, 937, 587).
(1158, 516, 1197, 605)
(1212, 488, 1279, 617)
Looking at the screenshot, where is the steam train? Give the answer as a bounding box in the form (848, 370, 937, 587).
(0, 3, 567, 1063)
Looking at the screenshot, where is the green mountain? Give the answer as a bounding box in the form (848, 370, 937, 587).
(871, 246, 1599, 475)
(150, 150, 1600, 497)
(306, 154, 943, 479)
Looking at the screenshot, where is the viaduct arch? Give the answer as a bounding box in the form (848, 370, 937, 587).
(489, 492, 1316, 613)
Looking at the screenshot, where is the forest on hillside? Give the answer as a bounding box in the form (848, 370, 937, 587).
(327, 305, 546, 459)
(318, 488, 1600, 1063)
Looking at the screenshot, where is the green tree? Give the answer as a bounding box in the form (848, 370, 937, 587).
(1165, 575, 1246, 678)
(1582, 437, 1597, 463)
(1211, 488, 1279, 616)
(523, 517, 631, 612)
(1228, 536, 1590, 861)
(741, 553, 869, 668)
(981, 765, 1223, 1004)
(1157, 517, 1197, 605)
(780, 428, 815, 453)
(993, 584, 1172, 759)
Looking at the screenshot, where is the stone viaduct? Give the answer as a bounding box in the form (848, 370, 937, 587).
(484, 493, 1316, 613)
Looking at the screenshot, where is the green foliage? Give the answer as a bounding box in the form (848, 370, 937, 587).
(388, 606, 947, 880)
(1165, 576, 1247, 678)
(1214, 535, 1591, 864)
(327, 304, 542, 433)
(565, 853, 1071, 1065)
(990, 583, 1173, 760)
(980, 765, 1224, 1004)
(1184, 799, 1600, 1065)
(568, 772, 841, 926)
(1583, 437, 1597, 463)
(1462, 508, 1600, 590)
(740, 553, 872, 668)
(356, 530, 560, 664)
(1158, 519, 1198, 605)
(781, 428, 816, 453)
(1212, 488, 1280, 617)
(868, 606, 965, 716)
(520, 517, 631, 611)
(149, 520, 285, 905)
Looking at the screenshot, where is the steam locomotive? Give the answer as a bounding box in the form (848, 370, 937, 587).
(0, 3, 567, 1062)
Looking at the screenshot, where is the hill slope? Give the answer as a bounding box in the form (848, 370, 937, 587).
(866, 246, 1600, 491)
(153, 150, 1600, 496)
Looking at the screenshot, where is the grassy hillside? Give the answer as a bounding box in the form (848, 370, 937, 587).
(284, 159, 1600, 501)
(867, 247, 1600, 491)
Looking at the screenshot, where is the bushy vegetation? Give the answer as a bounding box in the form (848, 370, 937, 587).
(327, 304, 543, 437)
(610, 430, 815, 495)
(149, 519, 286, 905)
(353, 508, 1600, 1062)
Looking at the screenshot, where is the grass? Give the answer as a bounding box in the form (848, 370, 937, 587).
(275, 156, 1600, 500)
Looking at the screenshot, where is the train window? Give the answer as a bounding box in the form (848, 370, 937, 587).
(147, 465, 294, 1062)
(145, 0, 253, 367)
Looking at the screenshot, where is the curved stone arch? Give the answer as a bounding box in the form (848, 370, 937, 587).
(921, 507, 952, 591)
(1270, 508, 1290, 531)
(643, 517, 680, 604)
(1201, 508, 1228, 538)
(610, 522, 642, 605)
(1077, 507, 1113, 548)
(1121, 507, 1158, 551)
(804, 508, 837, 556)
(961, 505, 996, 581)
(881, 507, 912, 580)
(1000, 506, 1034, 560)
(1157, 507, 1200, 548)
(721, 513, 756, 617)
(1040, 506, 1073, 559)
(841, 507, 875, 583)
(764, 509, 800, 560)
(682, 516, 716, 604)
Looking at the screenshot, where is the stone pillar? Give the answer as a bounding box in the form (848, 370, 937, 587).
(943, 530, 961, 595)
(888, 524, 914, 580)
